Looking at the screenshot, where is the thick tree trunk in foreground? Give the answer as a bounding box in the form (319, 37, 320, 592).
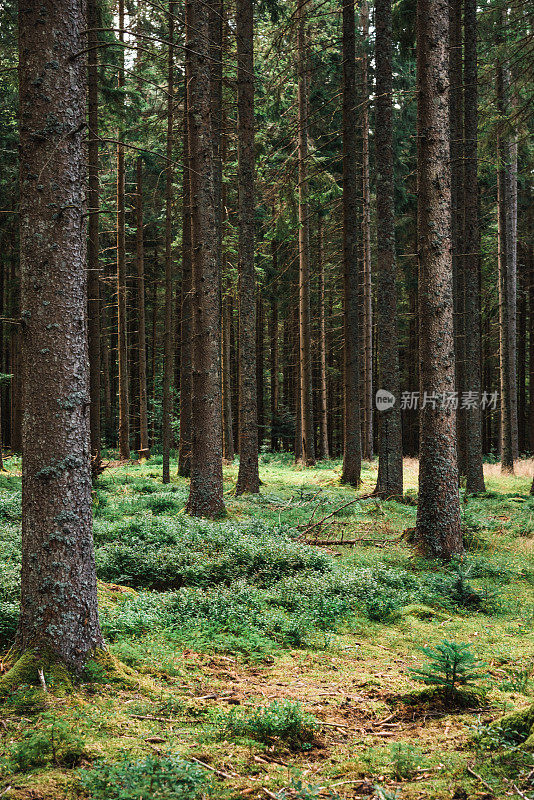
(162, 3, 175, 484)
(449, 0, 466, 477)
(341, 0, 362, 485)
(414, 0, 462, 558)
(462, 0, 485, 492)
(296, 0, 316, 466)
(178, 34, 193, 477)
(135, 159, 150, 459)
(186, 0, 225, 517)
(87, 0, 101, 471)
(116, 0, 129, 459)
(236, 0, 259, 494)
(16, 0, 103, 668)
(374, 0, 403, 499)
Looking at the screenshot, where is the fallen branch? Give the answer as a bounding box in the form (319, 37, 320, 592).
(466, 765, 495, 795)
(189, 756, 237, 780)
(297, 498, 362, 536)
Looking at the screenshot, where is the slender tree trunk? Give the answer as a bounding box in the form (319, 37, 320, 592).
(341, 0, 362, 485)
(15, 0, 104, 669)
(518, 263, 527, 453)
(116, 0, 129, 459)
(162, 3, 175, 483)
(186, 0, 225, 517)
(374, 0, 403, 499)
(462, 0, 485, 491)
(496, 33, 517, 473)
(296, 0, 316, 466)
(87, 0, 101, 472)
(222, 281, 235, 461)
(178, 29, 193, 477)
(414, 0, 462, 558)
(528, 198, 534, 452)
(269, 290, 279, 452)
(256, 295, 265, 449)
(269, 212, 280, 452)
(150, 245, 158, 447)
(317, 215, 329, 460)
(360, 0, 373, 461)
(236, 0, 259, 494)
(135, 159, 150, 459)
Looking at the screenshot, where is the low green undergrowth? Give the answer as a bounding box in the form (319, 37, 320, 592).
(210, 699, 318, 749)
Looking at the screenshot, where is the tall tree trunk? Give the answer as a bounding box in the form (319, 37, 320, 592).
(236, 0, 259, 494)
(178, 31, 193, 477)
(317, 214, 329, 460)
(116, 0, 129, 459)
(162, 3, 175, 483)
(222, 282, 235, 461)
(87, 0, 101, 472)
(136, 159, 150, 459)
(449, 0, 465, 476)
(496, 34, 518, 474)
(414, 0, 462, 558)
(101, 296, 112, 437)
(15, 0, 104, 670)
(186, 0, 225, 517)
(341, 0, 362, 485)
(360, 0, 373, 462)
(462, 0, 485, 491)
(296, 0, 316, 466)
(528, 198, 534, 453)
(269, 288, 279, 452)
(256, 295, 265, 449)
(374, 0, 403, 499)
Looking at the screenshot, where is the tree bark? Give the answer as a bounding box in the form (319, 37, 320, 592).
(269, 288, 279, 452)
(374, 0, 403, 499)
(162, 2, 175, 484)
(360, 0, 373, 462)
(496, 38, 518, 474)
(449, 0, 465, 476)
(414, 0, 462, 558)
(296, 0, 316, 466)
(341, 0, 362, 485)
(222, 281, 235, 461)
(235, 0, 259, 494)
(317, 214, 329, 460)
(16, 0, 104, 668)
(178, 24, 193, 477)
(256, 295, 265, 450)
(462, 0, 485, 492)
(116, 0, 129, 459)
(186, 0, 225, 518)
(135, 159, 150, 460)
(87, 0, 101, 472)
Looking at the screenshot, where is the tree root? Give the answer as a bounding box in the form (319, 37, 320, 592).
(489, 704, 534, 749)
(0, 647, 154, 700)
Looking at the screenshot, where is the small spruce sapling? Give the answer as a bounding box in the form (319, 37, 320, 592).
(409, 640, 485, 698)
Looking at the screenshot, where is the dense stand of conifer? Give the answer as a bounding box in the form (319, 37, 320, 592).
(0, 0, 531, 664)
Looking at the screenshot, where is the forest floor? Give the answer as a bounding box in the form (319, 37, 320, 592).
(1, 454, 534, 800)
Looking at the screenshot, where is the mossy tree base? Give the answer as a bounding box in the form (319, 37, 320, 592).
(0, 647, 150, 700)
(491, 704, 534, 749)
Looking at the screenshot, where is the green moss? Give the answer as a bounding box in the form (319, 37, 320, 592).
(0, 650, 73, 699)
(490, 703, 534, 748)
